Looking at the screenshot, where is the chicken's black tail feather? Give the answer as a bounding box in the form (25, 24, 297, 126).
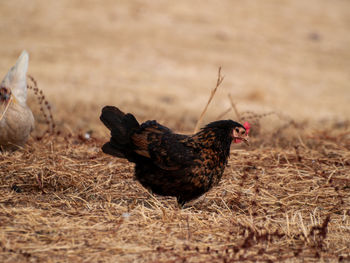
(100, 106, 140, 159)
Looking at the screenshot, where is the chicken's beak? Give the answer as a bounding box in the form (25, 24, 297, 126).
(242, 136, 249, 146)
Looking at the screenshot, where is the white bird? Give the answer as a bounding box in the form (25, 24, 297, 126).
(0, 51, 34, 151)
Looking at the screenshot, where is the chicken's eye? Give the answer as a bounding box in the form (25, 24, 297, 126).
(235, 128, 239, 133)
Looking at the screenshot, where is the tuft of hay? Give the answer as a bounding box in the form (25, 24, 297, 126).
(0, 121, 349, 262)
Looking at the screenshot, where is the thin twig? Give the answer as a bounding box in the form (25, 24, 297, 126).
(193, 67, 224, 133)
(228, 93, 241, 122)
(27, 75, 56, 136)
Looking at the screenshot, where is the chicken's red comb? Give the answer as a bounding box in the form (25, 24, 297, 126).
(243, 122, 251, 134)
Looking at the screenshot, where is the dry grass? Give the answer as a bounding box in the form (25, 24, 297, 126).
(0, 119, 349, 262)
(1, 0, 350, 262)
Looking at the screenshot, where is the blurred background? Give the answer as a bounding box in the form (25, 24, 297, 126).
(0, 0, 349, 135)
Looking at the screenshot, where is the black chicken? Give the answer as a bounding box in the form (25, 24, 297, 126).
(100, 106, 249, 205)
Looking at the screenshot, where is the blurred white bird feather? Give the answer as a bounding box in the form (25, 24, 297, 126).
(0, 51, 34, 151)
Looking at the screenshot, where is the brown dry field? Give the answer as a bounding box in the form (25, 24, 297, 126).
(1, 0, 350, 262)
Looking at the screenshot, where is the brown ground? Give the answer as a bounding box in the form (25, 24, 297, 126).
(0, 0, 350, 262)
